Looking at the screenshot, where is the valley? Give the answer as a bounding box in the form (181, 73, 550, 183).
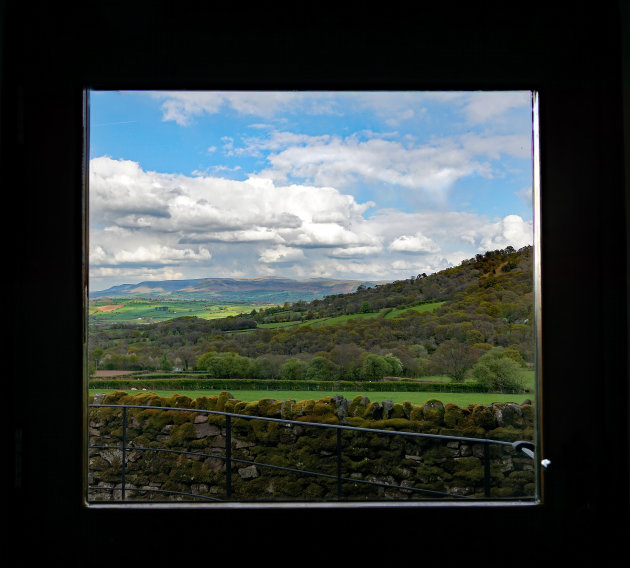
(88, 246, 536, 400)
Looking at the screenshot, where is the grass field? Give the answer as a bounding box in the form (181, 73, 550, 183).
(88, 297, 446, 328)
(255, 301, 446, 331)
(88, 387, 534, 406)
(89, 370, 535, 407)
(89, 298, 277, 324)
(383, 301, 446, 318)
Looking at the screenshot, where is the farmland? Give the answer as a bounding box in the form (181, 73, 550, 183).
(87, 246, 536, 406)
(88, 388, 534, 407)
(89, 297, 277, 326)
(87, 294, 446, 331)
(251, 301, 446, 330)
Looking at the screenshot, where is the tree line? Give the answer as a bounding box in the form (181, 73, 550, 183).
(88, 246, 534, 391)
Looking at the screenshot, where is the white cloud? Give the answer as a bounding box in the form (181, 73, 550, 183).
(360, 209, 532, 262)
(89, 156, 533, 288)
(256, 133, 488, 195)
(89, 157, 385, 279)
(472, 214, 533, 251)
(418, 91, 531, 125)
(154, 92, 225, 125)
(258, 245, 305, 264)
(90, 158, 370, 237)
(150, 91, 338, 125)
(328, 245, 384, 258)
(90, 266, 187, 281)
(388, 232, 441, 253)
(91, 243, 211, 267)
(180, 228, 283, 244)
(460, 91, 531, 124)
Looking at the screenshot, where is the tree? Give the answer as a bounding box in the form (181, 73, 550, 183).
(91, 348, 104, 370)
(160, 353, 172, 371)
(359, 353, 391, 380)
(471, 348, 525, 392)
(250, 356, 273, 379)
(305, 356, 339, 380)
(465, 329, 485, 344)
(430, 339, 477, 382)
(329, 344, 363, 379)
(383, 353, 403, 376)
(502, 347, 525, 366)
(197, 351, 253, 378)
(279, 357, 308, 380)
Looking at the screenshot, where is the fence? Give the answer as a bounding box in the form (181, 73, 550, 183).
(88, 403, 536, 503)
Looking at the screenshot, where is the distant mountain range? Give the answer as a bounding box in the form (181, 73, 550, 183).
(90, 276, 389, 303)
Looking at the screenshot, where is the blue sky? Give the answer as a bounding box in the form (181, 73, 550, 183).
(89, 90, 534, 291)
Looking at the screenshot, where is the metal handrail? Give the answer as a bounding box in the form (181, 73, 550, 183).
(88, 403, 535, 503)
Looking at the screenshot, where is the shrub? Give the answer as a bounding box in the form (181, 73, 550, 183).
(196, 351, 254, 378)
(359, 353, 392, 380)
(279, 357, 308, 380)
(471, 348, 525, 392)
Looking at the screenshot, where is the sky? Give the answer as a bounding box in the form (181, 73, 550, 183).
(88, 90, 534, 292)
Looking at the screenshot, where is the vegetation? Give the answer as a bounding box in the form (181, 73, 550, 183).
(88, 390, 536, 502)
(89, 388, 534, 407)
(88, 297, 278, 327)
(88, 246, 535, 395)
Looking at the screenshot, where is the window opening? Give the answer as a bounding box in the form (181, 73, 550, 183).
(85, 90, 541, 506)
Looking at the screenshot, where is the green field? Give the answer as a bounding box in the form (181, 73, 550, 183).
(89, 297, 276, 324)
(383, 301, 446, 318)
(89, 369, 535, 407)
(88, 388, 534, 406)
(88, 297, 447, 328)
(255, 301, 446, 330)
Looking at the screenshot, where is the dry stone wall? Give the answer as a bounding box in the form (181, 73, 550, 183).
(88, 390, 536, 503)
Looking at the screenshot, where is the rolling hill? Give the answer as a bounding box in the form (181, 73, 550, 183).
(90, 276, 387, 304)
(87, 246, 536, 379)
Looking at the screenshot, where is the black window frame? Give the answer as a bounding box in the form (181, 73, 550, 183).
(5, 0, 628, 559)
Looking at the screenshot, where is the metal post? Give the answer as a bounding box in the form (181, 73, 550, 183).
(121, 406, 127, 501)
(336, 429, 342, 500)
(225, 415, 232, 500)
(484, 442, 491, 498)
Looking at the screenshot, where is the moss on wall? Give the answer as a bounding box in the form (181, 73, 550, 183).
(88, 391, 535, 503)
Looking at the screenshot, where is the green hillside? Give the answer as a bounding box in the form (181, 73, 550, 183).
(88, 245, 535, 392)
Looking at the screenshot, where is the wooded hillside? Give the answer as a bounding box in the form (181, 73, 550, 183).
(88, 245, 534, 385)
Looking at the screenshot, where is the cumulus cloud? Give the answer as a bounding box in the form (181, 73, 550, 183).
(328, 245, 384, 258)
(89, 156, 388, 284)
(460, 214, 533, 251)
(89, 91, 535, 291)
(91, 243, 211, 267)
(258, 245, 305, 264)
(90, 157, 371, 237)
(90, 266, 187, 282)
(88, 156, 175, 223)
(257, 133, 488, 194)
(388, 232, 440, 253)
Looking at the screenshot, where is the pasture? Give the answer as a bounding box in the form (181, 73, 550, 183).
(255, 301, 446, 331)
(88, 298, 276, 324)
(88, 297, 446, 328)
(89, 369, 535, 407)
(88, 387, 534, 407)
